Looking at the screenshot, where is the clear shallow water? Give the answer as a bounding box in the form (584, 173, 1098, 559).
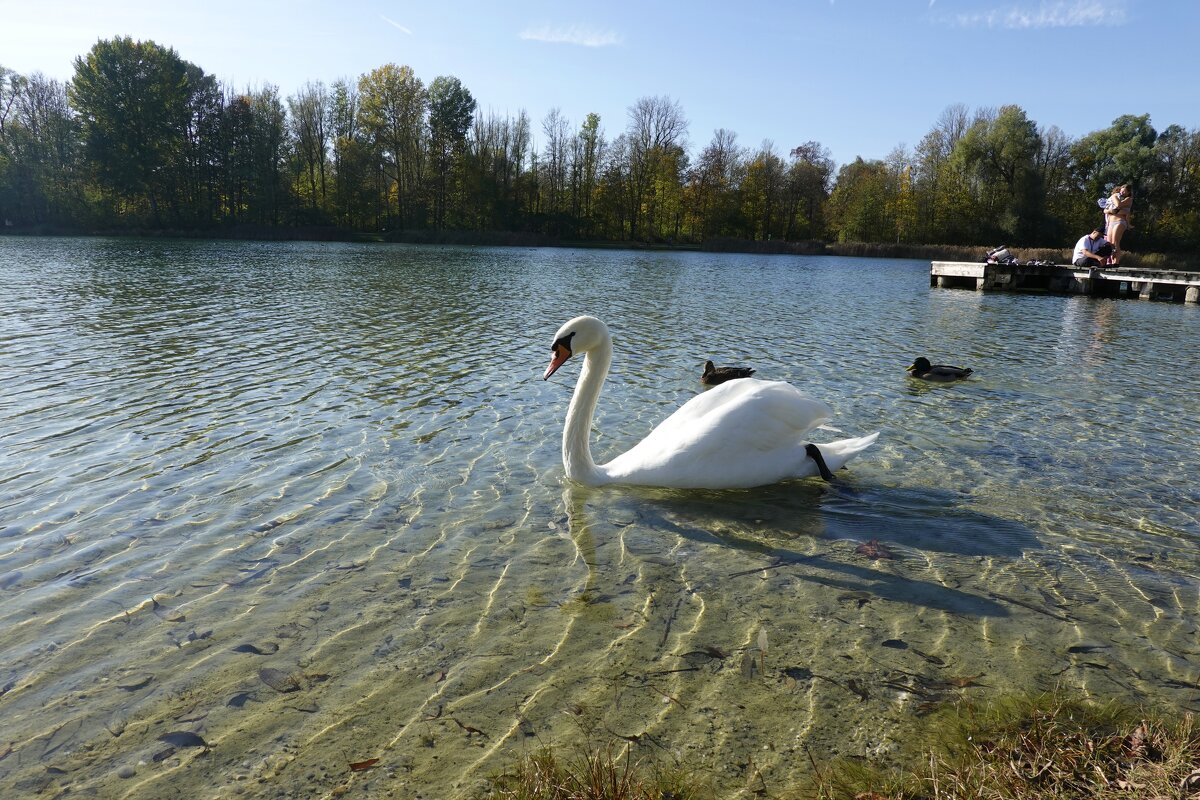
(0, 237, 1197, 798)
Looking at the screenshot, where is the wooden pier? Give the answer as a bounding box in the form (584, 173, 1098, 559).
(931, 261, 1200, 303)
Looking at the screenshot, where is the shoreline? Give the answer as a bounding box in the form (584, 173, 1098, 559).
(4, 227, 1197, 272)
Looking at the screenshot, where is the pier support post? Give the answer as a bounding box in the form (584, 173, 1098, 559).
(1139, 281, 1155, 300)
(1187, 286, 1200, 304)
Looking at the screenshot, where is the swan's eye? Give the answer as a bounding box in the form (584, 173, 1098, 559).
(551, 332, 575, 357)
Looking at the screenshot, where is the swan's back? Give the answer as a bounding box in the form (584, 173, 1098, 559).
(546, 314, 877, 489)
(601, 379, 836, 488)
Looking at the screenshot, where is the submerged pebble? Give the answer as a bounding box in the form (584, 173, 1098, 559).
(158, 731, 210, 749)
(259, 667, 301, 693)
(116, 674, 154, 691)
(117, 766, 136, 779)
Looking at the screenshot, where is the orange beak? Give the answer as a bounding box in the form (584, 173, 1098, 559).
(543, 343, 572, 380)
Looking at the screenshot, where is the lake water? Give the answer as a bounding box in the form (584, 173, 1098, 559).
(1, 237, 1197, 798)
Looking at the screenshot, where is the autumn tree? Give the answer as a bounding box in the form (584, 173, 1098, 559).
(954, 104, 1044, 242)
(686, 128, 744, 241)
(0, 71, 81, 226)
(328, 79, 376, 228)
(1149, 124, 1200, 248)
(538, 107, 569, 220)
(69, 37, 213, 225)
(827, 157, 893, 242)
(1071, 115, 1159, 244)
(1034, 124, 1075, 244)
(625, 96, 688, 241)
(288, 81, 332, 219)
(571, 113, 604, 235)
(427, 75, 475, 229)
(740, 141, 786, 241)
(785, 141, 834, 240)
(358, 64, 427, 228)
(912, 104, 973, 243)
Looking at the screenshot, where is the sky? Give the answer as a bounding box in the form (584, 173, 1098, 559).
(2, 0, 1196, 169)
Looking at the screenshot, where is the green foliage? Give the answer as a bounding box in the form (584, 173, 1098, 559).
(827, 158, 893, 243)
(953, 105, 1045, 241)
(427, 76, 475, 230)
(68, 37, 214, 225)
(358, 63, 427, 228)
(6, 44, 1200, 253)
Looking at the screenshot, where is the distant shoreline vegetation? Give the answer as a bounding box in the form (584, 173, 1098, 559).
(5, 225, 1190, 273)
(3, 37, 1200, 263)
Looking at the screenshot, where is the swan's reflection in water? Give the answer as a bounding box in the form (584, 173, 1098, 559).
(560, 485, 599, 589)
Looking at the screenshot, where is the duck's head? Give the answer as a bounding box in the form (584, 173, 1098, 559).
(906, 357, 931, 374)
(544, 316, 610, 380)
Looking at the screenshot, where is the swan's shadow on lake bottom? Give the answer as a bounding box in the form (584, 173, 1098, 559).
(563, 481, 1046, 620)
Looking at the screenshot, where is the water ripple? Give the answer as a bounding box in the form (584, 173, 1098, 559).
(0, 239, 1196, 798)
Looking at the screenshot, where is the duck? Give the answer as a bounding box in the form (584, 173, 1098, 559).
(701, 360, 755, 385)
(906, 357, 973, 382)
(542, 316, 878, 489)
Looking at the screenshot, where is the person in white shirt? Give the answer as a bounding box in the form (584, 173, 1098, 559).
(1072, 228, 1110, 268)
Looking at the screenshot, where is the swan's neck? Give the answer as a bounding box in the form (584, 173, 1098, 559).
(562, 340, 611, 485)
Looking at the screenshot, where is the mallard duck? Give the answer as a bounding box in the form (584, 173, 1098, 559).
(701, 360, 755, 385)
(906, 357, 973, 382)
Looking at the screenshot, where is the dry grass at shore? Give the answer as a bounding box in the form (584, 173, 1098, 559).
(481, 745, 703, 800)
(810, 694, 1200, 800)
(477, 693, 1200, 800)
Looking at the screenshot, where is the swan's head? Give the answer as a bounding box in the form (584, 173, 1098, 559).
(543, 316, 610, 380)
(906, 357, 931, 374)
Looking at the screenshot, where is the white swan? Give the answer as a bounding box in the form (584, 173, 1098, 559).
(542, 316, 878, 489)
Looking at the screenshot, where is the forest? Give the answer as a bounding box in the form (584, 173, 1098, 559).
(3, 36, 1200, 254)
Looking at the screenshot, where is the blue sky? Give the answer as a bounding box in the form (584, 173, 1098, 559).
(2, 1, 1195, 168)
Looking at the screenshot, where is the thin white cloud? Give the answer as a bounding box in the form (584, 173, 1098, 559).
(519, 24, 622, 47)
(950, 0, 1125, 29)
(380, 15, 412, 35)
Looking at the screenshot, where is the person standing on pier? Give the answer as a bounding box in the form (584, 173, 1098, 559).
(1105, 184, 1133, 265)
(1072, 227, 1111, 268)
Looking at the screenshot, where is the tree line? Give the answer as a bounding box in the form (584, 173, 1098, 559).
(3, 37, 1200, 252)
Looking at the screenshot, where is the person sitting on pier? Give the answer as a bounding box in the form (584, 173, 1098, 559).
(1072, 228, 1112, 268)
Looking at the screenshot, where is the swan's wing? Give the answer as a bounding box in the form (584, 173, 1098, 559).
(602, 380, 833, 485)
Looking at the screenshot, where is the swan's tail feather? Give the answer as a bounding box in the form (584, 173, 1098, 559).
(812, 432, 879, 473)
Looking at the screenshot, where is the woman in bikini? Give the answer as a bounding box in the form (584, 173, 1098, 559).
(1105, 184, 1132, 265)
